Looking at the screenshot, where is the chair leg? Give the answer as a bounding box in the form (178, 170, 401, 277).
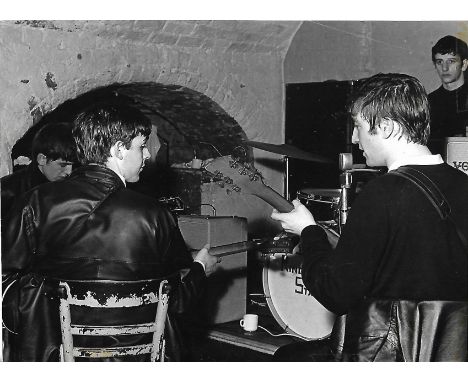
(151, 281, 170, 361)
(160, 339, 166, 362)
(59, 284, 75, 362)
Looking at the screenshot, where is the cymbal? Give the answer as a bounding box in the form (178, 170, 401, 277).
(244, 140, 333, 163)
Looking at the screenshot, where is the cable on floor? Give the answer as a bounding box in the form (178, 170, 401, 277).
(257, 325, 309, 341)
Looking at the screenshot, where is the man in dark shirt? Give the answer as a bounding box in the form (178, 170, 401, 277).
(428, 35, 468, 154)
(1, 122, 77, 223)
(1, 122, 76, 361)
(271, 73, 468, 361)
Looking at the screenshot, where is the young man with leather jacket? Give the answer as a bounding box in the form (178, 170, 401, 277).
(2, 102, 219, 361)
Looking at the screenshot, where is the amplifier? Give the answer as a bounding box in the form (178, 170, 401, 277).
(178, 215, 248, 325)
(445, 137, 468, 175)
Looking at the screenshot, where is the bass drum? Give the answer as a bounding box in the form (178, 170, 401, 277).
(262, 227, 339, 340)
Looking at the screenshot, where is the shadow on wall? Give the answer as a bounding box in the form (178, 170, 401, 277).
(12, 82, 250, 166)
(10, 82, 287, 237)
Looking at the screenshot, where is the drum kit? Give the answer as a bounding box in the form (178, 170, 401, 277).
(244, 140, 335, 202)
(243, 140, 349, 340)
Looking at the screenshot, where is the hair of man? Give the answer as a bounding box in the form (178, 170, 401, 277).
(31, 122, 77, 164)
(73, 102, 152, 165)
(431, 35, 468, 62)
(349, 73, 431, 145)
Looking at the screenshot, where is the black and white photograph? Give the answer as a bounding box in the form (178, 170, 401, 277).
(1, 1, 467, 375)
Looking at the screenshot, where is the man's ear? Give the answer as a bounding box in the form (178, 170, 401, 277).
(462, 58, 468, 72)
(378, 119, 398, 139)
(37, 153, 47, 166)
(110, 141, 125, 160)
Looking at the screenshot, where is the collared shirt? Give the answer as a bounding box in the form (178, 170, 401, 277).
(88, 163, 126, 186)
(116, 172, 126, 187)
(388, 154, 444, 171)
(193, 259, 206, 271)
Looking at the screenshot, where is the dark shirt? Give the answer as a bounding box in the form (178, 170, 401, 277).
(1, 164, 48, 222)
(300, 163, 468, 316)
(428, 83, 468, 154)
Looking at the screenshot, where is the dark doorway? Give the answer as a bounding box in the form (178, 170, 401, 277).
(285, 80, 363, 198)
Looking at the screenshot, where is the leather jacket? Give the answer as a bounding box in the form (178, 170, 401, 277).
(330, 299, 468, 362)
(1, 164, 48, 223)
(2, 165, 206, 361)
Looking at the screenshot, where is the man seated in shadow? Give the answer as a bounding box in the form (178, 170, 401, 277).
(1, 121, 77, 361)
(2, 102, 219, 361)
(1, 122, 76, 223)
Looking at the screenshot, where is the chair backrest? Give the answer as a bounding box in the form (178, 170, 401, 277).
(57, 278, 170, 362)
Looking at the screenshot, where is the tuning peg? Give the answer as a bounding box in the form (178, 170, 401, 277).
(229, 158, 240, 168)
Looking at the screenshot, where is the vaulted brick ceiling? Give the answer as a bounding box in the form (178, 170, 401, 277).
(14, 82, 251, 164)
(11, 20, 301, 164)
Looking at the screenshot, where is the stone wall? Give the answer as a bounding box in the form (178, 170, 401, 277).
(0, 20, 300, 236)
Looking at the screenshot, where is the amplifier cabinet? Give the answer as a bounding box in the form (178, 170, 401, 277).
(178, 215, 248, 325)
(445, 137, 468, 175)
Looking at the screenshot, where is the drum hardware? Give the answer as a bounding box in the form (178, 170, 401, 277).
(257, 234, 299, 255)
(338, 153, 353, 231)
(261, 227, 338, 340)
(252, 235, 299, 266)
(338, 153, 384, 231)
(296, 188, 341, 227)
(243, 141, 334, 164)
(244, 140, 334, 200)
(157, 196, 186, 213)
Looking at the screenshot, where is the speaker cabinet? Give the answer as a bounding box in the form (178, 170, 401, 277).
(445, 137, 468, 175)
(178, 215, 248, 325)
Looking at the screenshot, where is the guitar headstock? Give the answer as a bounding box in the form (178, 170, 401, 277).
(203, 155, 265, 196)
(203, 155, 294, 213)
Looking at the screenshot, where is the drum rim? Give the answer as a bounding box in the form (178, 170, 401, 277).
(297, 188, 341, 199)
(261, 227, 340, 340)
(262, 255, 332, 341)
(299, 187, 341, 193)
(261, 260, 310, 340)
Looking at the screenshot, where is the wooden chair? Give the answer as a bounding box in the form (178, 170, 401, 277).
(57, 278, 170, 362)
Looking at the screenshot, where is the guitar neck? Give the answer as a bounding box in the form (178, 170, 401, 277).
(190, 241, 257, 257)
(254, 185, 294, 213)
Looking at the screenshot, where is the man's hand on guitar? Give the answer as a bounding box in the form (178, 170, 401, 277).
(194, 244, 220, 276)
(271, 199, 317, 236)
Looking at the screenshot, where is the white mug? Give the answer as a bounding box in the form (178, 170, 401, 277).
(239, 314, 258, 332)
(186, 158, 203, 169)
(191, 158, 203, 169)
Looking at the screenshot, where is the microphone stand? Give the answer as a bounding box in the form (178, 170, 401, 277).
(339, 153, 353, 234)
(284, 156, 290, 201)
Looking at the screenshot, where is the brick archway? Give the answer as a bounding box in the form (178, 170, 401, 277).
(12, 82, 251, 166)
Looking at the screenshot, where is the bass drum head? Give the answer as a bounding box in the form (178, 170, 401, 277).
(262, 228, 338, 340)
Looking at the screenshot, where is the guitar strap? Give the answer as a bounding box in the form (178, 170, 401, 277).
(388, 166, 468, 252)
(330, 166, 467, 361)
